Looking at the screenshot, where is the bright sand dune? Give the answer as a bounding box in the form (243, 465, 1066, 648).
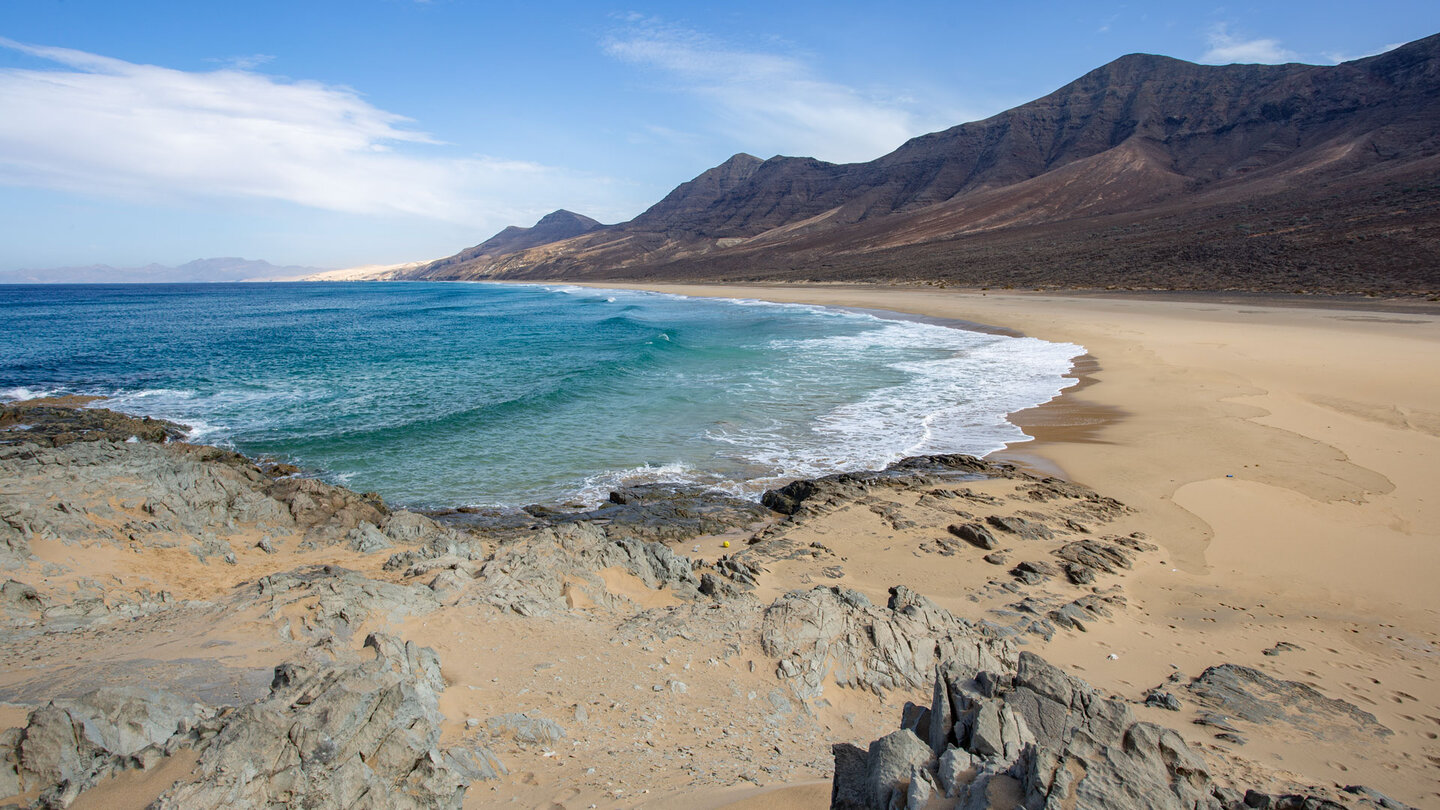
(596, 283, 1440, 804)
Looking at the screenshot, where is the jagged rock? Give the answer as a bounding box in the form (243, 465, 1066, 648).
(831, 742, 871, 810)
(1061, 563, 1095, 585)
(0, 687, 212, 805)
(934, 746, 973, 796)
(986, 515, 1054, 541)
(1195, 713, 1242, 733)
(154, 633, 486, 809)
(525, 484, 773, 543)
(0, 437, 294, 564)
(947, 523, 999, 550)
(268, 476, 387, 540)
(837, 649, 1247, 809)
(472, 522, 699, 617)
(1, 579, 42, 622)
(761, 455, 1009, 517)
(1242, 791, 1352, 809)
(905, 763, 936, 810)
(1010, 560, 1061, 585)
(1262, 641, 1305, 657)
(982, 552, 1009, 566)
(253, 565, 440, 642)
(426, 568, 473, 606)
(1050, 535, 1157, 586)
(864, 729, 934, 810)
(0, 400, 187, 447)
(1145, 691, 1183, 711)
(900, 702, 931, 741)
(1343, 784, 1416, 809)
(760, 584, 1013, 699)
(1187, 664, 1391, 739)
(348, 521, 395, 553)
(713, 555, 764, 588)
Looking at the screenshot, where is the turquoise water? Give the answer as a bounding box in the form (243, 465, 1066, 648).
(0, 282, 1081, 507)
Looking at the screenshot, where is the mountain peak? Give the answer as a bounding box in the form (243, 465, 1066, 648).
(534, 209, 600, 229)
(399, 30, 1440, 294)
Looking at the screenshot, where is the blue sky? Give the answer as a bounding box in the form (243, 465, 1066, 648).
(1, 1, 1437, 272)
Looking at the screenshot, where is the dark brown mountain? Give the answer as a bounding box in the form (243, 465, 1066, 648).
(405, 209, 603, 280)
(404, 33, 1440, 294)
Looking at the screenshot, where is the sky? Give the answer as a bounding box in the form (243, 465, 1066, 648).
(1, 1, 1438, 273)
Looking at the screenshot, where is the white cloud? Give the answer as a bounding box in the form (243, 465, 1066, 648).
(0, 38, 620, 228)
(603, 20, 964, 164)
(1200, 24, 1298, 64)
(1323, 42, 1405, 64)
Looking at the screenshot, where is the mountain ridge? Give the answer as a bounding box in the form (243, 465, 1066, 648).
(403, 33, 1440, 294)
(0, 257, 327, 284)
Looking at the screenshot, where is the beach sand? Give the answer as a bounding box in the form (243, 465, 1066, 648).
(589, 283, 1440, 806)
(4, 285, 1439, 809)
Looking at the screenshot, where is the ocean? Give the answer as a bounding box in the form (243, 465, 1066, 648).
(0, 282, 1082, 508)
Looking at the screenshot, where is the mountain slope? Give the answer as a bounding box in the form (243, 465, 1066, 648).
(406, 210, 603, 280)
(405, 33, 1440, 293)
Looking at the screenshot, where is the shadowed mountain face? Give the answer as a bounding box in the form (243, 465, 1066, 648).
(405, 210, 603, 280)
(405, 34, 1440, 293)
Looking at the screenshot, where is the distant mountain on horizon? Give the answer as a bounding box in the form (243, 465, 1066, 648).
(403, 32, 1440, 294)
(0, 257, 327, 284)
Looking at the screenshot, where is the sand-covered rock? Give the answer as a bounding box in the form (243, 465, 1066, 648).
(834, 647, 1411, 810)
(761, 584, 1014, 699)
(0, 687, 212, 807)
(761, 455, 1007, 517)
(155, 634, 495, 810)
(470, 521, 701, 616)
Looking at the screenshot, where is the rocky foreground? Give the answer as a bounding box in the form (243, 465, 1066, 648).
(0, 400, 1414, 809)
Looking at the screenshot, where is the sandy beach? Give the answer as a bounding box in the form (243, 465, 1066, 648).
(583, 283, 1440, 805)
(3, 284, 1439, 810)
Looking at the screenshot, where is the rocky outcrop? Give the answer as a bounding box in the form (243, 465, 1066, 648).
(761, 455, 1012, 518)
(1, 634, 501, 810)
(0, 400, 188, 448)
(1185, 664, 1391, 741)
(833, 649, 1407, 810)
(470, 521, 702, 616)
(0, 405, 476, 572)
(155, 634, 497, 809)
(0, 687, 213, 807)
(252, 565, 441, 643)
(834, 648, 1218, 809)
(1050, 534, 1157, 585)
(542, 484, 773, 543)
(761, 585, 1013, 700)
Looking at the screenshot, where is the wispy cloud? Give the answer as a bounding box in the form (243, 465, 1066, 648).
(207, 53, 276, 70)
(603, 19, 966, 164)
(1323, 42, 1405, 64)
(0, 38, 621, 227)
(1200, 24, 1298, 64)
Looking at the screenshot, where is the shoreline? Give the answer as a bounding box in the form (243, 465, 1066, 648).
(4, 282, 1440, 806)
(575, 280, 1440, 802)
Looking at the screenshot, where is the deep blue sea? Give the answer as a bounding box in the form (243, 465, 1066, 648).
(0, 282, 1081, 508)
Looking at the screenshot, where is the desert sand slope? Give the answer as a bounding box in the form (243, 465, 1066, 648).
(1, 285, 1436, 810)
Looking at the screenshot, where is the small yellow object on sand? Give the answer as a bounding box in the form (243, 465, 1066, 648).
(722, 541, 730, 548)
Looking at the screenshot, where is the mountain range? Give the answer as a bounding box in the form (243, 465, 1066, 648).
(0, 258, 325, 284)
(403, 32, 1440, 294)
